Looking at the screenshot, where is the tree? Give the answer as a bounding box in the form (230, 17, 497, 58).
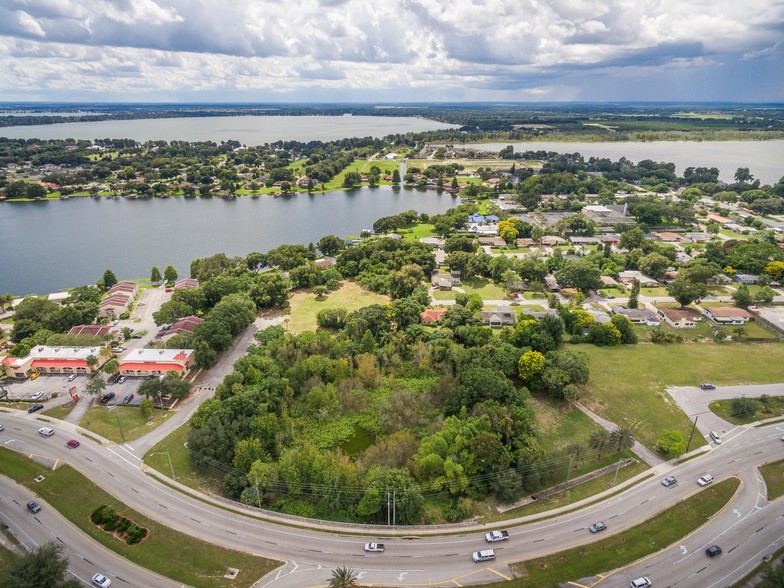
(150, 266, 162, 284)
(731, 396, 759, 419)
(619, 228, 645, 250)
(588, 429, 612, 459)
(628, 278, 640, 309)
(566, 442, 588, 468)
(667, 278, 707, 307)
(610, 315, 637, 344)
(517, 350, 545, 382)
(754, 286, 776, 305)
(497, 219, 519, 245)
(637, 253, 671, 280)
(610, 425, 635, 452)
(1, 541, 81, 588)
(102, 269, 118, 290)
(0, 293, 14, 312)
(556, 259, 602, 292)
(763, 260, 784, 281)
(656, 430, 686, 457)
(317, 235, 344, 256)
(328, 566, 358, 588)
(85, 354, 99, 372)
(732, 284, 753, 308)
(164, 265, 178, 283)
(314, 285, 328, 298)
(139, 396, 154, 418)
(84, 374, 107, 397)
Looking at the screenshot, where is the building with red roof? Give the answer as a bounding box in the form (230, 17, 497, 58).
(2, 345, 105, 378)
(117, 348, 194, 377)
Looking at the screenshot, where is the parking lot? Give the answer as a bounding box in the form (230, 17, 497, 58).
(1, 372, 148, 408)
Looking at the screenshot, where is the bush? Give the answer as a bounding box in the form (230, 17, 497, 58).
(731, 396, 759, 419)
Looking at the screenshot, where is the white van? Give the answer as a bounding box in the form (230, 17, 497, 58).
(710, 431, 722, 444)
(472, 549, 496, 562)
(38, 427, 54, 437)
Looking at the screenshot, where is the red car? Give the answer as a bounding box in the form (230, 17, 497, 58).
(66, 439, 80, 448)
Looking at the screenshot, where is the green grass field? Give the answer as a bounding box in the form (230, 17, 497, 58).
(709, 396, 784, 425)
(496, 477, 739, 587)
(286, 281, 389, 334)
(0, 447, 279, 587)
(460, 277, 508, 299)
(580, 343, 784, 449)
(82, 405, 172, 444)
(760, 460, 784, 501)
(0, 544, 16, 572)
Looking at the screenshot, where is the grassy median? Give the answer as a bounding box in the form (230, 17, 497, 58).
(482, 477, 740, 587)
(0, 447, 280, 588)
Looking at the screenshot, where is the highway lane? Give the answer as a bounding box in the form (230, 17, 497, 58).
(3, 406, 784, 587)
(0, 476, 181, 588)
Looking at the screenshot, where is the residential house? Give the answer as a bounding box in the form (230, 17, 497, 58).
(587, 310, 612, 324)
(544, 275, 561, 292)
(541, 235, 567, 246)
(706, 212, 732, 225)
(117, 348, 195, 377)
(314, 257, 337, 268)
(734, 274, 759, 285)
(614, 308, 660, 326)
(618, 271, 659, 287)
(98, 293, 132, 318)
(654, 232, 690, 243)
(421, 308, 447, 325)
(481, 306, 516, 328)
(478, 237, 506, 247)
(600, 276, 619, 287)
(160, 315, 204, 338)
(657, 307, 701, 328)
(701, 307, 753, 325)
(582, 204, 635, 228)
(174, 277, 200, 290)
(2, 345, 103, 378)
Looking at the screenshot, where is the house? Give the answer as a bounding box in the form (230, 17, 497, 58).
(450, 269, 462, 285)
(587, 310, 612, 324)
(618, 271, 659, 287)
(706, 212, 732, 225)
(657, 307, 701, 328)
(98, 293, 132, 318)
(614, 308, 660, 326)
(582, 204, 635, 227)
(117, 348, 195, 377)
(734, 274, 759, 285)
(468, 214, 487, 224)
(421, 308, 447, 325)
(2, 345, 103, 378)
(419, 237, 446, 249)
(544, 275, 561, 292)
(516, 238, 536, 247)
(654, 232, 690, 243)
(161, 315, 204, 337)
(541, 235, 567, 246)
(570, 236, 600, 246)
(528, 309, 560, 320)
(68, 325, 118, 337)
(478, 237, 506, 247)
(600, 276, 619, 287)
(174, 277, 200, 290)
(432, 275, 454, 290)
(314, 257, 337, 268)
(701, 307, 753, 325)
(481, 306, 516, 328)
(108, 281, 138, 298)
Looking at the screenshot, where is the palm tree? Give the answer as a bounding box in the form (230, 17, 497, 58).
(610, 425, 635, 453)
(588, 429, 611, 459)
(329, 566, 358, 588)
(566, 442, 588, 468)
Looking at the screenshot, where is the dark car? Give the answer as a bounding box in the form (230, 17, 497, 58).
(122, 393, 134, 404)
(66, 439, 80, 448)
(700, 383, 716, 390)
(99, 392, 115, 404)
(706, 545, 722, 557)
(27, 500, 41, 513)
(27, 404, 44, 413)
(588, 522, 607, 533)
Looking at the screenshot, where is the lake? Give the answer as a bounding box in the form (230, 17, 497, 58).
(0, 115, 457, 144)
(468, 140, 784, 185)
(0, 187, 457, 296)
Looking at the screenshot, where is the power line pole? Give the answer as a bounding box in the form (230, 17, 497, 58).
(393, 490, 396, 526)
(685, 415, 699, 454)
(387, 491, 390, 526)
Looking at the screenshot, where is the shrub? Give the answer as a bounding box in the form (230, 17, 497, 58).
(731, 396, 759, 419)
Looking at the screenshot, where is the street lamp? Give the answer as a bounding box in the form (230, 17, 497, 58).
(150, 451, 175, 480)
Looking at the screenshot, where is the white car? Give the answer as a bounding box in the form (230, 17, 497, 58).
(697, 474, 714, 486)
(364, 542, 385, 552)
(30, 391, 44, 400)
(710, 431, 722, 444)
(92, 573, 112, 587)
(630, 578, 651, 588)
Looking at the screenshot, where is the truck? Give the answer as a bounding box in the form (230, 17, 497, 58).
(364, 543, 385, 552)
(485, 530, 510, 542)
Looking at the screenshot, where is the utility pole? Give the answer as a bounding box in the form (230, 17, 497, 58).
(387, 491, 390, 526)
(393, 490, 396, 526)
(613, 457, 623, 485)
(685, 415, 699, 454)
(563, 456, 573, 495)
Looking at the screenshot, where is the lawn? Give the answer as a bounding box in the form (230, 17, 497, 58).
(0, 544, 16, 571)
(579, 343, 784, 449)
(0, 447, 280, 588)
(709, 396, 784, 425)
(82, 405, 172, 444)
(495, 478, 739, 587)
(460, 277, 508, 300)
(42, 405, 73, 420)
(400, 222, 438, 242)
(286, 281, 389, 334)
(759, 460, 784, 501)
(641, 286, 671, 297)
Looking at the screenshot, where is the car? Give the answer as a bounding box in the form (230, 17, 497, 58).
(588, 522, 607, 533)
(117, 376, 127, 384)
(700, 383, 716, 390)
(38, 427, 54, 437)
(661, 476, 677, 487)
(99, 392, 116, 404)
(122, 393, 134, 404)
(131, 334, 142, 339)
(706, 545, 722, 557)
(26, 501, 41, 513)
(29, 372, 40, 380)
(67, 374, 77, 381)
(697, 474, 714, 486)
(630, 578, 651, 588)
(0, 424, 4, 432)
(30, 391, 44, 400)
(710, 431, 722, 444)
(138, 302, 146, 306)
(364, 542, 385, 552)
(66, 439, 80, 448)
(92, 573, 112, 588)
(27, 404, 44, 414)
(472, 549, 496, 562)
(112, 347, 124, 353)
(607, 294, 616, 299)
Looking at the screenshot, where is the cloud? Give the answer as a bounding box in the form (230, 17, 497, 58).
(0, 0, 781, 101)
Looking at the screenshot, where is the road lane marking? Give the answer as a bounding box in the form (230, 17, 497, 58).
(487, 567, 511, 581)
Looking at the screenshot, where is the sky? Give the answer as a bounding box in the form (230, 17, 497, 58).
(0, 0, 782, 103)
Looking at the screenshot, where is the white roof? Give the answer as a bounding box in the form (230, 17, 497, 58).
(119, 348, 194, 363)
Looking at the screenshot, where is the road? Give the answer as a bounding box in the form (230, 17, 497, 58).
(0, 476, 180, 588)
(2, 388, 783, 587)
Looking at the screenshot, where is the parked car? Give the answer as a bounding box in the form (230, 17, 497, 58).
(29, 372, 40, 380)
(661, 476, 677, 487)
(99, 392, 115, 404)
(710, 431, 722, 444)
(706, 545, 722, 557)
(588, 522, 607, 533)
(38, 427, 54, 437)
(67, 374, 77, 381)
(630, 578, 651, 588)
(122, 393, 134, 404)
(66, 439, 80, 448)
(138, 302, 145, 306)
(700, 383, 716, 390)
(27, 404, 44, 414)
(92, 573, 112, 588)
(30, 391, 44, 400)
(364, 542, 385, 552)
(26, 500, 41, 513)
(117, 376, 127, 384)
(112, 347, 124, 353)
(697, 474, 714, 486)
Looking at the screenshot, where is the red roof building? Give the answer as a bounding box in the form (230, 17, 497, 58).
(421, 308, 447, 325)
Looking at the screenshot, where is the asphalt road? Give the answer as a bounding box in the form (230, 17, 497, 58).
(2, 394, 784, 587)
